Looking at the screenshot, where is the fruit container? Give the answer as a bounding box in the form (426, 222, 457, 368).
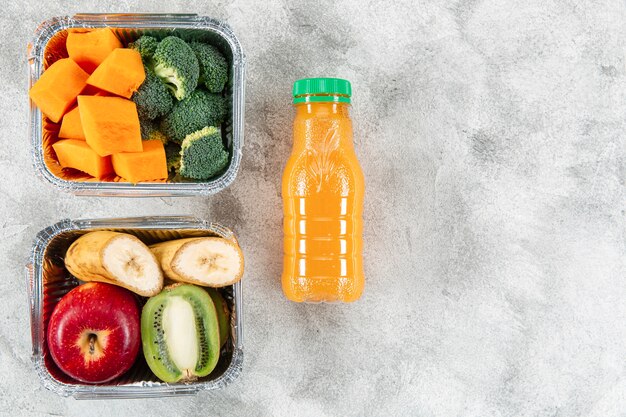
(27, 14, 245, 196)
(26, 216, 243, 398)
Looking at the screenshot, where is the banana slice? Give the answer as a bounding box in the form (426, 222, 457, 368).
(150, 237, 244, 287)
(65, 231, 163, 296)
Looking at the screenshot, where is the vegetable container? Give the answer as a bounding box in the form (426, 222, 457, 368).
(26, 216, 243, 399)
(27, 14, 245, 196)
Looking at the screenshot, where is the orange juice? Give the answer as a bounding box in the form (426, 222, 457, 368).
(282, 78, 365, 302)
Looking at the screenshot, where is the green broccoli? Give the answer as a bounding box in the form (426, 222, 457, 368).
(165, 142, 181, 172)
(129, 35, 159, 60)
(140, 118, 168, 144)
(153, 36, 199, 101)
(132, 67, 174, 120)
(160, 89, 227, 143)
(179, 126, 229, 180)
(189, 42, 228, 93)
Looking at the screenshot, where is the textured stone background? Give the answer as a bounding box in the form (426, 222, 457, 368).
(1, 0, 625, 416)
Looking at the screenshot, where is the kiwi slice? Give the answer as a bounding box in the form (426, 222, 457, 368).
(206, 288, 230, 348)
(141, 284, 220, 383)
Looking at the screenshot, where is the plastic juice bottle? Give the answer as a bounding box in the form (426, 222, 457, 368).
(282, 78, 365, 303)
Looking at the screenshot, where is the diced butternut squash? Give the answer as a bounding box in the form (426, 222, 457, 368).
(112, 140, 168, 183)
(80, 84, 103, 95)
(87, 49, 145, 98)
(78, 95, 142, 156)
(29, 58, 89, 123)
(81, 84, 111, 97)
(52, 139, 114, 178)
(66, 28, 123, 73)
(58, 106, 85, 140)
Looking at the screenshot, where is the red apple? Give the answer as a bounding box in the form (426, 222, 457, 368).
(47, 282, 140, 384)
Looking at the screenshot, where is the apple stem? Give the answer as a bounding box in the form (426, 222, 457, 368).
(88, 333, 97, 355)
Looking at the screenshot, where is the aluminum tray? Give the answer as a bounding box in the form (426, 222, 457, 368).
(26, 216, 244, 399)
(27, 14, 245, 196)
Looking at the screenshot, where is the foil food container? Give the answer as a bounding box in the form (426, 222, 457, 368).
(26, 216, 244, 399)
(27, 14, 245, 196)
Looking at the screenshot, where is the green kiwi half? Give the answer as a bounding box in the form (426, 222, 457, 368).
(141, 284, 220, 383)
(206, 288, 230, 348)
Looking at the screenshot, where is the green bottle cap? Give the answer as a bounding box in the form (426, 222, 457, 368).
(293, 78, 352, 104)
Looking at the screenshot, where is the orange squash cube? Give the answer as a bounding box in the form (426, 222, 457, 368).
(29, 58, 89, 123)
(78, 95, 142, 157)
(86, 48, 145, 98)
(81, 85, 112, 97)
(52, 139, 113, 178)
(58, 106, 85, 140)
(66, 28, 123, 73)
(80, 84, 104, 96)
(112, 140, 168, 183)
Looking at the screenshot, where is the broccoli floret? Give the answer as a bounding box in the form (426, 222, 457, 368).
(153, 36, 199, 101)
(132, 67, 174, 120)
(129, 35, 159, 60)
(160, 89, 227, 143)
(189, 42, 228, 93)
(165, 143, 181, 172)
(179, 126, 229, 180)
(140, 118, 168, 144)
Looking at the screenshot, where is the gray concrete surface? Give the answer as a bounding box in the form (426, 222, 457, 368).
(1, 0, 625, 416)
